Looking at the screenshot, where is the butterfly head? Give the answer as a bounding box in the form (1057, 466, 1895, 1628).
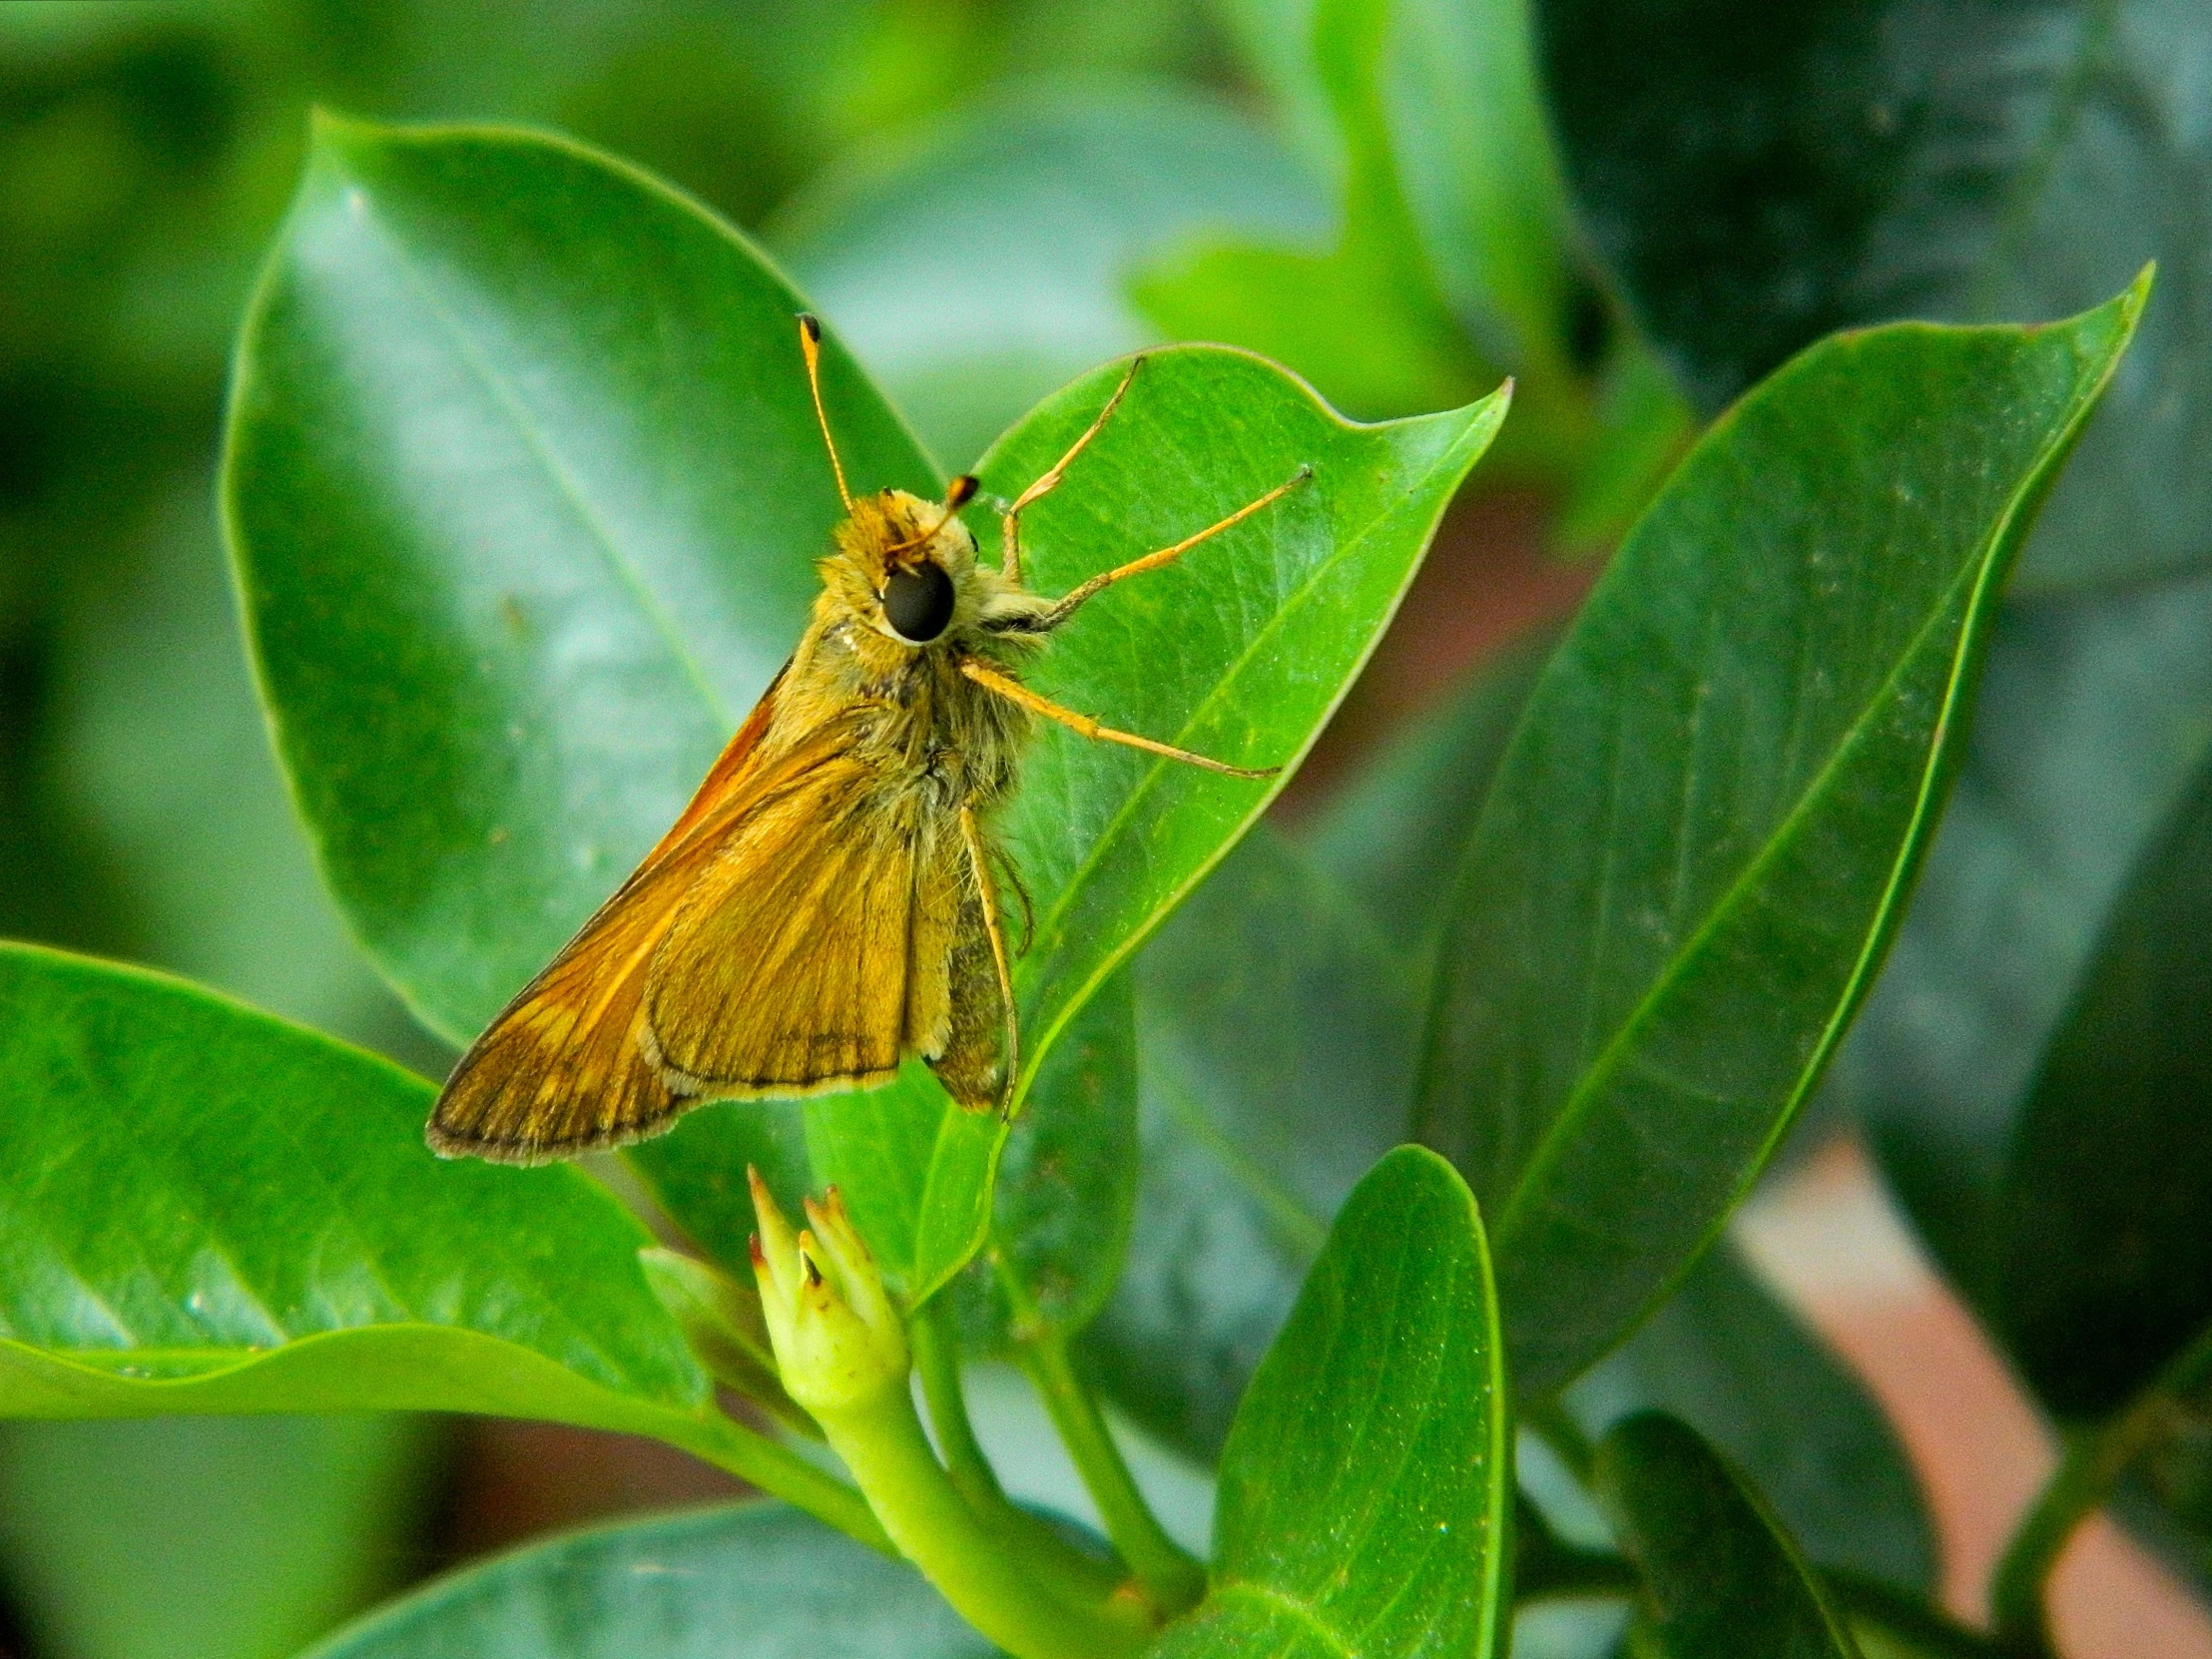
(824, 477, 986, 649)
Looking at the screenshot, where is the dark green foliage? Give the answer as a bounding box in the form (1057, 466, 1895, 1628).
(1993, 751, 2212, 1418)
(1538, 0, 2212, 590)
(1596, 1412, 1860, 1659)
(1417, 287, 2140, 1394)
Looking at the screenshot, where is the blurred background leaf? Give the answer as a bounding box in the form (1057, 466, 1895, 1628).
(1566, 1243, 1935, 1595)
(0, 1415, 432, 1659)
(1536, 0, 2212, 592)
(774, 81, 1330, 470)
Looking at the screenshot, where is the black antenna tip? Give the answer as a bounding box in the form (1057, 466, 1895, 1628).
(945, 474, 979, 510)
(798, 312, 822, 342)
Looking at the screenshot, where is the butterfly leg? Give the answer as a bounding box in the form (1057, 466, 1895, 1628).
(1001, 357, 1143, 586)
(1034, 463, 1312, 632)
(960, 659, 1279, 780)
(959, 804, 1020, 1115)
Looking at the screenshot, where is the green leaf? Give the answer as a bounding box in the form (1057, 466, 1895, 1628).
(775, 81, 1330, 470)
(223, 115, 936, 1046)
(1568, 1243, 1936, 1592)
(1145, 1146, 1510, 1659)
(298, 1502, 990, 1659)
(967, 348, 1504, 1104)
(1415, 280, 2146, 1396)
(0, 943, 819, 1466)
(1595, 1412, 1861, 1659)
(1988, 745, 2212, 1418)
(1839, 567, 2212, 1326)
(0, 1415, 429, 1659)
(1537, 0, 2212, 590)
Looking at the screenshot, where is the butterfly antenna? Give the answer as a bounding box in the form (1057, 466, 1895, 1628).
(797, 313, 852, 512)
(884, 473, 980, 557)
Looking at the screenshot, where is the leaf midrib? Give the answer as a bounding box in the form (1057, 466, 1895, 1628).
(1489, 532, 1992, 1249)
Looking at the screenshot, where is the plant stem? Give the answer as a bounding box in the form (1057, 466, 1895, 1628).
(911, 1303, 1007, 1512)
(1987, 1324, 2212, 1657)
(822, 1368, 1152, 1659)
(910, 1304, 1129, 1607)
(1021, 1333, 1208, 1616)
(669, 1408, 892, 1554)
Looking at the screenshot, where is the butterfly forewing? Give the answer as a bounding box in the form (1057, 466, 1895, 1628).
(428, 673, 922, 1162)
(642, 743, 916, 1096)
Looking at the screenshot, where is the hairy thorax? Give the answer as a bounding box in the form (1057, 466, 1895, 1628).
(768, 488, 1050, 821)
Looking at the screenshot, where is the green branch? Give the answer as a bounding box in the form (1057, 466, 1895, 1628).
(1989, 1321, 2212, 1656)
(1021, 1332, 1208, 1616)
(669, 1409, 891, 1554)
(910, 1304, 1128, 1608)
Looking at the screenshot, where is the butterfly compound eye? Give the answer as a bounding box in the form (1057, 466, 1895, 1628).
(882, 562, 956, 644)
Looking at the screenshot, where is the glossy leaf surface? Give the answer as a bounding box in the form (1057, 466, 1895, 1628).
(1568, 1243, 1934, 1591)
(1150, 1150, 1512, 1659)
(0, 942, 740, 1439)
(300, 1503, 988, 1659)
(1539, 0, 2212, 589)
(1415, 284, 2144, 1395)
(1146, 1147, 1509, 1659)
(964, 348, 1503, 1102)
(228, 123, 1502, 1280)
(1596, 1412, 1860, 1659)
